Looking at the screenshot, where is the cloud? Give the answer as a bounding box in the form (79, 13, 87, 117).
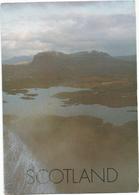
(1, 2, 136, 59)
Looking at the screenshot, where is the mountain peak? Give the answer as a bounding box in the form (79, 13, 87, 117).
(35, 51, 65, 58)
(90, 50, 111, 57)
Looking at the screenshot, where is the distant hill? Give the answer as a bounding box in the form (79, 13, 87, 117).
(116, 55, 136, 62)
(2, 50, 136, 91)
(3, 55, 33, 65)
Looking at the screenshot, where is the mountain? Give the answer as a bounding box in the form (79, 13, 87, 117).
(2, 50, 136, 92)
(31, 50, 136, 75)
(3, 55, 33, 65)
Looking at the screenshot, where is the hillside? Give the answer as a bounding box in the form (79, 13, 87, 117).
(116, 55, 136, 62)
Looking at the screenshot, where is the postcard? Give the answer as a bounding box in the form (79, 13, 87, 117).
(1, 1, 138, 194)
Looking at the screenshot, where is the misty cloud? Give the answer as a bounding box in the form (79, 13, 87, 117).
(1, 1, 136, 59)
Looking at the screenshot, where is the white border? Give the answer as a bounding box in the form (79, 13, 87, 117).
(0, 2, 4, 193)
(0, 0, 135, 2)
(136, 0, 139, 191)
(0, 0, 138, 195)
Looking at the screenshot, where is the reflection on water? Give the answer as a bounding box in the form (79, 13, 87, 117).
(3, 86, 138, 193)
(3, 86, 137, 125)
(4, 128, 56, 194)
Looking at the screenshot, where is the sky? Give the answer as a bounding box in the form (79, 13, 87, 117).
(1, 1, 136, 60)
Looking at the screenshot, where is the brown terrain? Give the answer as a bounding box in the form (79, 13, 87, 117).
(3, 51, 138, 193)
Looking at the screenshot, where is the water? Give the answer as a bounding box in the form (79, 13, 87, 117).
(3, 86, 138, 193)
(3, 86, 137, 125)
